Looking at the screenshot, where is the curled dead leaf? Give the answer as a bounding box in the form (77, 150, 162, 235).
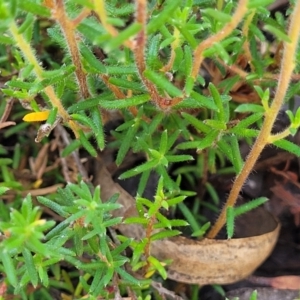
(96, 164, 280, 285)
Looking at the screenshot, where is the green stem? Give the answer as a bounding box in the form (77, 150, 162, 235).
(207, 0, 300, 239)
(268, 128, 292, 143)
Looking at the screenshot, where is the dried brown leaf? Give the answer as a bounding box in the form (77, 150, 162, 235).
(95, 164, 280, 285)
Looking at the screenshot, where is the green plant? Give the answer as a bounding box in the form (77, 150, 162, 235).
(1, 0, 300, 298)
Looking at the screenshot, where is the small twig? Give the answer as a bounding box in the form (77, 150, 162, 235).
(55, 125, 89, 181)
(112, 273, 122, 300)
(160, 27, 181, 72)
(0, 122, 16, 130)
(151, 281, 184, 300)
(0, 98, 14, 124)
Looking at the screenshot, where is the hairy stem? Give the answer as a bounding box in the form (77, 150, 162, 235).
(53, 0, 90, 99)
(207, 0, 300, 239)
(160, 27, 180, 72)
(191, 0, 249, 80)
(9, 22, 80, 137)
(133, 0, 162, 105)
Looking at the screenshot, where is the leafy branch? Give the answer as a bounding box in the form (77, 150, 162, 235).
(207, 0, 300, 238)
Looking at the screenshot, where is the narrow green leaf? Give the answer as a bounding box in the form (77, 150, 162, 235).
(0, 158, 13, 166)
(78, 130, 97, 157)
(18, 13, 35, 34)
(1, 251, 17, 287)
(119, 159, 159, 179)
(190, 91, 218, 110)
(90, 268, 105, 294)
(80, 43, 106, 73)
(61, 139, 82, 157)
(108, 77, 144, 91)
(147, 0, 181, 33)
(165, 154, 194, 163)
(204, 119, 226, 130)
(102, 217, 122, 228)
(143, 69, 183, 97)
(249, 23, 266, 41)
(104, 22, 142, 51)
(137, 169, 151, 196)
(0, 35, 14, 44)
(159, 36, 176, 49)
(234, 104, 264, 113)
(22, 248, 38, 287)
(46, 107, 58, 125)
(229, 113, 263, 132)
(159, 130, 168, 154)
(153, 211, 171, 227)
(123, 217, 148, 225)
(91, 108, 105, 150)
(249, 290, 258, 300)
(248, 0, 275, 8)
(146, 34, 162, 68)
(167, 196, 186, 206)
(273, 139, 300, 156)
(111, 238, 133, 257)
(115, 267, 141, 285)
(228, 135, 243, 174)
(116, 123, 139, 166)
(105, 65, 137, 75)
(18, 0, 50, 17)
(71, 113, 102, 127)
(203, 8, 231, 23)
(197, 130, 219, 151)
(209, 83, 225, 121)
(100, 94, 150, 109)
(37, 196, 69, 218)
(147, 256, 167, 279)
(0, 187, 9, 196)
(137, 197, 154, 208)
(234, 197, 268, 216)
(192, 221, 211, 237)
(73, 225, 84, 256)
(169, 219, 189, 227)
(38, 265, 49, 286)
(226, 206, 234, 239)
(263, 24, 291, 42)
(68, 98, 103, 113)
(217, 139, 233, 164)
(178, 202, 201, 232)
(181, 112, 210, 133)
(175, 24, 198, 49)
(184, 45, 193, 77)
(154, 219, 189, 229)
(176, 140, 200, 150)
(184, 77, 195, 97)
